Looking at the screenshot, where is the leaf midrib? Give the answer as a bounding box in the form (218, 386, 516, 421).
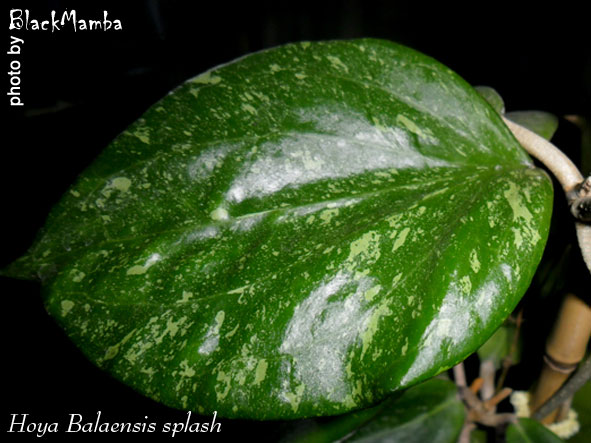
(25, 165, 502, 272)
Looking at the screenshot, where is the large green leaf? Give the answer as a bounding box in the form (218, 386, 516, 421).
(2, 39, 553, 419)
(283, 379, 464, 442)
(506, 418, 564, 443)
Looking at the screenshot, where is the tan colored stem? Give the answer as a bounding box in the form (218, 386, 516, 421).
(533, 354, 591, 421)
(503, 117, 591, 273)
(470, 377, 484, 395)
(458, 422, 475, 443)
(479, 360, 495, 401)
(531, 363, 573, 424)
(576, 222, 591, 273)
(484, 387, 513, 411)
(529, 294, 591, 423)
(502, 117, 583, 191)
(454, 362, 467, 387)
(546, 294, 591, 365)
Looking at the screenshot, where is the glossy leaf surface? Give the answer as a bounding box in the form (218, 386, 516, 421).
(506, 418, 564, 443)
(3, 39, 553, 419)
(283, 379, 464, 443)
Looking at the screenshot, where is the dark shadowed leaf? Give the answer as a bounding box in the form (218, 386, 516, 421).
(470, 429, 488, 443)
(569, 381, 591, 443)
(477, 324, 521, 369)
(2, 39, 553, 419)
(283, 379, 464, 443)
(506, 418, 564, 443)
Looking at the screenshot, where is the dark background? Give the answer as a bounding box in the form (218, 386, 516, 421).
(2, 1, 590, 441)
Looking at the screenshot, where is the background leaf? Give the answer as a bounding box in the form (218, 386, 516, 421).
(477, 324, 521, 369)
(283, 379, 464, 443)
(506, 418, 564, 443)
(568, 381, 591, 443)
(505, 111, 559, 141)
(2, 39, 553, 419)
(470, 429, 489, 443)
(475, 86, 505, 114)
